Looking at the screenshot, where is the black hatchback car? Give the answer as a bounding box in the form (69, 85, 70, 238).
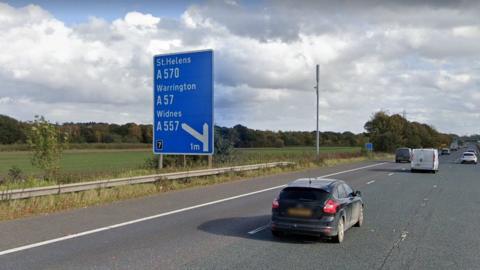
(271, 178, 363, 243)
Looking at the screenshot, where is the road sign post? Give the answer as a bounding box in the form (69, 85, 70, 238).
(315, 64, 320, 161)
(153, 50, 214, 156)
(365, 143, 373, 152)
(208, 155, 213, 168)
(158, 154, 163, 169)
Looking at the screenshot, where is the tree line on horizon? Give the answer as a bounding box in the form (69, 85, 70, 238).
(0, 113, 466, 151)
(0, 114, 365, 148)
(364, 111, 458, 152)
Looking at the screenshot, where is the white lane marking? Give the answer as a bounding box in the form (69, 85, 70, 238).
(318, 162, 387, 178)
(248, 224, 270, 235)
(401, 231, 408, 241)
(401, 168, 407, 171)
(366, 180, 376, 185)
(388, 173, 394, 176)
(0, 162, 386, 256)
(0, 186, 285, 256)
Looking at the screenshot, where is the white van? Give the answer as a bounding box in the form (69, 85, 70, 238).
(411, 148, 439, 173)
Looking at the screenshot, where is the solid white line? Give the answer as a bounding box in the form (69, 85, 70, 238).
(248, 224, 270, 235)
(0, 162, 387, 256)
(0, 185, 285, 257)
(366, 180, 376, 185)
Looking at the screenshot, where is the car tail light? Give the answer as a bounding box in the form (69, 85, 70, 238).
(323, 199, 339, 214)
(272, 198, 279, 209)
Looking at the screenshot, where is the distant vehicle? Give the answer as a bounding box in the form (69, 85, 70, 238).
(395, 148, 412, 163)
(450, 142, 459, 151)
(411, 148, 439, 173)
(465, 149, 478, 155)
(441, 148, 450, 155)
(271, 178, 363, 243)
(460, 152, 477, 164)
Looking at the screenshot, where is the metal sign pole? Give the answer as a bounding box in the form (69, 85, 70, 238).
(208, 155, 213, 168)
(158, 154, 163, 169)
(316, 64, 320, 161)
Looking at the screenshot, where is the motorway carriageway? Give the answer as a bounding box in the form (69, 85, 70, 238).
(0, 149, 479, 270)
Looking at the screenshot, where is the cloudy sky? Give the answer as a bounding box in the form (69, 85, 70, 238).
(0, 0, 479, 135)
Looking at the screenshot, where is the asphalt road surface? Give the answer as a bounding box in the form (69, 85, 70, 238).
(0, 148, 479, 270)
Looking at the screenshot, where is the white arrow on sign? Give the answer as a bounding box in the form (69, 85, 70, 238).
(181, 123, 209, 152)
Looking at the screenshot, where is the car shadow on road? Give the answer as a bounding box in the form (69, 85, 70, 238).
(197, 215, 333, 244)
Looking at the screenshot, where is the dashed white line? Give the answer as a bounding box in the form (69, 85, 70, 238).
(366, 180, 376, 185)
(248, 224, 270, 235)
(318, 162, 387, 178)
(0, 162, 387, 256)
(388, 173, 394, 176)
(401, 231, 408, 241)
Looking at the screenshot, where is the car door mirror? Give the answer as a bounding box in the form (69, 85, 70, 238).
(353, 190, 362, 197)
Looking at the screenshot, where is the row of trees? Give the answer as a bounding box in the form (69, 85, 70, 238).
(215, 125, 366, 148)
(364, 112, 455, 152)
(0, 114, 366, 147)
(0, 115, 154, 144)
(1, 113, 456, 152)
(460, 134, 480, 142)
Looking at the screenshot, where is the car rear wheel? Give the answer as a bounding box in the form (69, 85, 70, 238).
(354, 206, 364, 227)
(271, 230, 283, 237)
(333, 218, 345, 243)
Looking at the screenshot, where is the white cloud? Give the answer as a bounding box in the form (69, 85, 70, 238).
(123, 11, 160, 27)
(452, 26, 480, 38)
(0, 2, 479, 135)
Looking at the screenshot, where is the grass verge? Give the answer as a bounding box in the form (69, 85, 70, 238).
(0, 153, 392, 221)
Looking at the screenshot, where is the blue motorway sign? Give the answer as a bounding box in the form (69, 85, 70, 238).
(153, 50, 214, 155)
(365, 143, 373, 151)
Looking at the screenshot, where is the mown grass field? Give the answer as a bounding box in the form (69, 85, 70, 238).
(0, 149, 152, 175)
(0, 146, 360, 176)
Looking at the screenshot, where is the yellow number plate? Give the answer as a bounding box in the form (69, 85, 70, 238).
(287, 208, 312, 217)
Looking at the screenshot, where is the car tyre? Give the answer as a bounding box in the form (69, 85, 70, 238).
(271, 230, 283, 237)
(354, 206, 364, 227)
(333, 218, 345, 243)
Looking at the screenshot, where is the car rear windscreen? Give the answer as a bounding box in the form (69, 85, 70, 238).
(279, 188, 329, 202)
(396, 149, 410, 157)
(464, 153, 474, 157)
